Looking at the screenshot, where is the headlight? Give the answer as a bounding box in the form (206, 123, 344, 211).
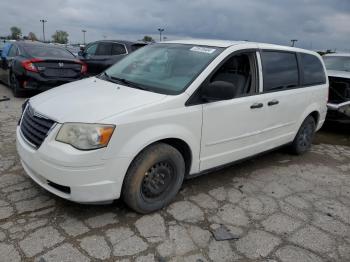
(56, 123, 115, 150)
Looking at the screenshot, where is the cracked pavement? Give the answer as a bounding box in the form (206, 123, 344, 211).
(0, 84, 350, 262)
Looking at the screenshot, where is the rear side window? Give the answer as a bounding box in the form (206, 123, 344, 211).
(300, 53, 326, 86)
(111, 43, 126, 55)
(96, 43, 112, 56)
(261, 51, 299, 92)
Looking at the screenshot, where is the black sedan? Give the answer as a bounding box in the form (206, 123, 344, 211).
(0, 41, 87, 97)
(78, 40, 146, 76)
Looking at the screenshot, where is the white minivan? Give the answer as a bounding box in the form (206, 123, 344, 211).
(16, 40, 328, 213)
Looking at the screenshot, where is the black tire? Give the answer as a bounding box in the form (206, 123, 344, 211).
(122, 143, 185, 213)
(291, 116, 316, 155)
(9, 72, 23, 97)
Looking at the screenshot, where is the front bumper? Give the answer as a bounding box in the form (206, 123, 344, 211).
(16, 127, 131, 203)
(327, 101, 350, 123)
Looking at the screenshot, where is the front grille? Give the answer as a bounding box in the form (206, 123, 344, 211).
(20, 105, 55, 148)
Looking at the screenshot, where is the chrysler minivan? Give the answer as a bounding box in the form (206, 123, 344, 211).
(16, 40, 328, 213)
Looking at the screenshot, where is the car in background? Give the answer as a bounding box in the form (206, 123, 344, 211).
(0, 41, 87, 96)
(78, 40, 147, 75)
(323, 53, 350, 123)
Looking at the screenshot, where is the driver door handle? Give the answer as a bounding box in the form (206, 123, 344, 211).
(250, 103, 263, 109)
(268, 99, 279, 106)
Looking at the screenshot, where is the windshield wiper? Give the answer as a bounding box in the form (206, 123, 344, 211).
(98, 72, 148, 91)
(98, 72, 114, 82)
(110, 76, 149, 91)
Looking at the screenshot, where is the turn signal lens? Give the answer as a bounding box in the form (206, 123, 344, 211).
(99, 126, 115, 145)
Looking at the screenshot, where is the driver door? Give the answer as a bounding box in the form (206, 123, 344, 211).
(200, 50, 267, 171)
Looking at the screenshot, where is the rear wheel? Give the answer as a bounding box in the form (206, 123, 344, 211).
(9, 72, 23, 97)
(291, 116, 316, 155)
(122, 143, 185, 213)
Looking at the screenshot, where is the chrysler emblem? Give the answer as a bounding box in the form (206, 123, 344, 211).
(58, 62, 64, 68)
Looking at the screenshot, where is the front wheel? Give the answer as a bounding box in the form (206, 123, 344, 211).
(122, 143, 185, 213)
(291, 116, 316, 155)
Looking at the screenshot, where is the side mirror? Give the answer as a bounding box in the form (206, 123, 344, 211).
(78, 50, 84, 57)
(201, 81, 237, 102)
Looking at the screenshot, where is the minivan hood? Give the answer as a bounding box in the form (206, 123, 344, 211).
(327, 70, 350, 79)
(29, 77, 167, 123)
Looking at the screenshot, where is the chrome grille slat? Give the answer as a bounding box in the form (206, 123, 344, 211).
(21, 123, 42, 146)
(21, 118, 45, 141)
(20, 105, 55, 148)
(22, 115, 46, 136)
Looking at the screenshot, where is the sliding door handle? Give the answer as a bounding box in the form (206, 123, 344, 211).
(268, 99, 279, 106)
(250, 103, 263, 109)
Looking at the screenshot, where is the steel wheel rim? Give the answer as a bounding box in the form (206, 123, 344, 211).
(298, 122, 313, 149)
(141, 161, 175, 201)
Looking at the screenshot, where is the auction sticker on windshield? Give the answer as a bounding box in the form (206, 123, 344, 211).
(190, 46, 216, 54)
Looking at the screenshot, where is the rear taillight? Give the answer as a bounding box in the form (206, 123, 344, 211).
(81, 63, 88, 74)
(76, 60, 87, 74)
(21, 58, 43, 73)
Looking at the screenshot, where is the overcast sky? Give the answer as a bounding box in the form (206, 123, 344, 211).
(0, 0, 349, 51)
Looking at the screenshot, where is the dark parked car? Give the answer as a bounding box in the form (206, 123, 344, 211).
(78, 40, 147, 75)
(323, 53, 350, 123)
(0, 41, 87, 96)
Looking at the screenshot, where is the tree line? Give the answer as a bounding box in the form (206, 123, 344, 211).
(2, 26, 157, 44)
(0, 26, 70, 44)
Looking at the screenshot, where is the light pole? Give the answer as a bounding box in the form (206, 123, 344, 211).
(291, 39, 298, 47)
(82, 30, 86, 45)
(158, 28, 164, 42)
(40, 19, 47, 42)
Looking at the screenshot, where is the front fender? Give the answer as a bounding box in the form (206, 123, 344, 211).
(118, 124, 200, 173)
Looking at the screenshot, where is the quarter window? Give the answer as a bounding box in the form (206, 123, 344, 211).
(301, 53, 326, 85)
(261, 51, 299, 92)
(111, 43, 126, 55)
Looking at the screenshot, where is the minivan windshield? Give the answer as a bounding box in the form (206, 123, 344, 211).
(323, 56, 350, 72)
(103, 43, 223, 94)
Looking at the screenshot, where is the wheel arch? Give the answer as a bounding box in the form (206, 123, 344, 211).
(309, 111, 320, 126)
(153, 138, 192, 176)
(126, 137, 193, 177)
(297, 102, 323, 132)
